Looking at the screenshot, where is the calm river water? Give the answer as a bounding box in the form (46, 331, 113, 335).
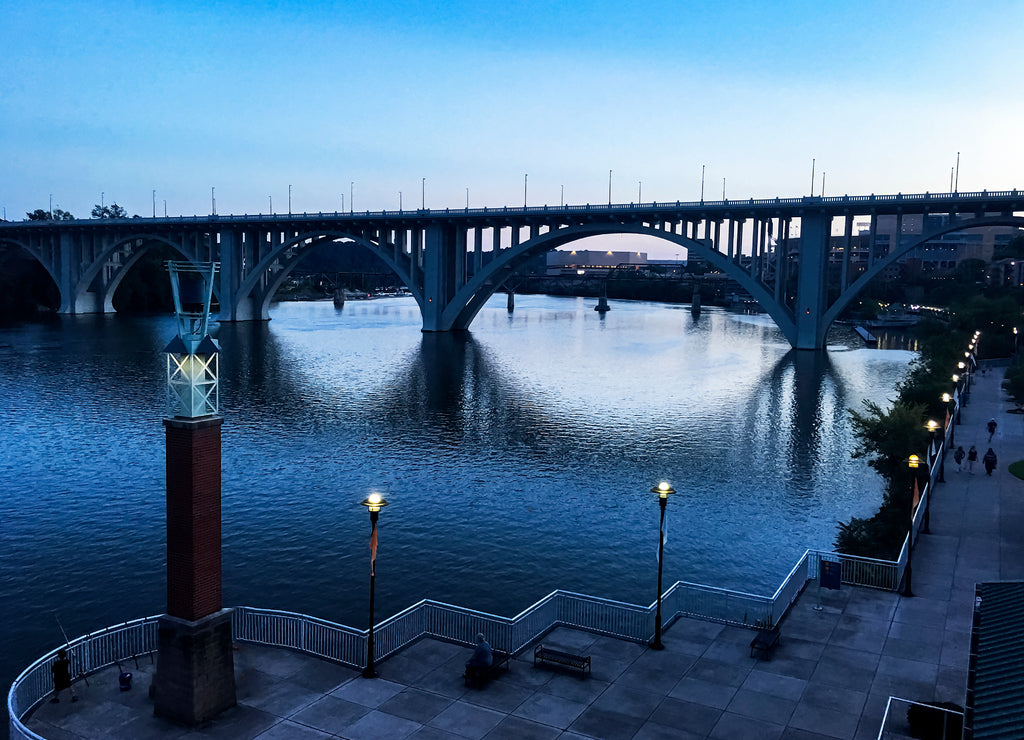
(0, 295, 913, 695)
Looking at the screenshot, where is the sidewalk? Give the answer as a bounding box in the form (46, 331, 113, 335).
(22, 367, 1024, 740)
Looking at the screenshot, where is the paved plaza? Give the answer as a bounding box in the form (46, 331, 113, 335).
(22, 365, 1023, 739)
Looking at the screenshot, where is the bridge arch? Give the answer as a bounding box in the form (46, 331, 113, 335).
(0, 234, 62, 312)
(231, 229, 415, 321)
(823, 215, 1024, 328)
(438, 222, 797, 343)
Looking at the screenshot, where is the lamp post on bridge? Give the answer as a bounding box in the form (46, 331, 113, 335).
(953, 374, 962, 423)
(608, 170, 612, 205)
(361, 492, 389, 678)
(943, 392, 955, 447)
(927, 419, 940, 520)
(650, 481, 675, 650)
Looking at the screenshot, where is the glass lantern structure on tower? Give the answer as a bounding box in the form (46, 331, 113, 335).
(165, 262, 219, 418)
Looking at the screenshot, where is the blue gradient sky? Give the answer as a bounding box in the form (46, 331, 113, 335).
(2, 1, 1022, 222)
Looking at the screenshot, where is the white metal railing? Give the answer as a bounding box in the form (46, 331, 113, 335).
(10, 404, 957, 734)
(8, 616, 159, 740)
(877, 696, 963, 739)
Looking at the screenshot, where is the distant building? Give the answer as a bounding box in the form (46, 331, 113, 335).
(546, 249, 647, 276)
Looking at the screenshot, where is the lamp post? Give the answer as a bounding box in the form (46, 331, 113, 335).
(361, 492, 389, 678)
(958, 361, 969, 400)
(650, 481, 675, 650)
(926, 420, 940, 523)
(904, 455, 919, 597)
(942, 392, 955, 447)
(953, 374, 962, 423)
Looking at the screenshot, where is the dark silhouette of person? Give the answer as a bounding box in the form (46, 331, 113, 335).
(464, 633, 493, 682)
(50, 648, 77, 703)
(987, 418, 997, 442)
(968, 445, 978, 474)
(983, 448, 997, 476)
(954, 446, 965, 472)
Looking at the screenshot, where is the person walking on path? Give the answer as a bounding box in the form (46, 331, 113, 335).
(954, 445, 966, 472)
(988, 418, 998, 441)
(983, 447, 998, 476)
(50, 648, 78, 703)
(968, 445, 978, 474)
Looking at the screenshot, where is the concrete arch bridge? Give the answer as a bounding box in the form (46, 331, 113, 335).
(1, 190, 1022, 350)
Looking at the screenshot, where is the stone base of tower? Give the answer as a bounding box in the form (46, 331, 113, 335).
(153, 608, 236, 726)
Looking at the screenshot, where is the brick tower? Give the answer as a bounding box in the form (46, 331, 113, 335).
(153, 262, 236, 725)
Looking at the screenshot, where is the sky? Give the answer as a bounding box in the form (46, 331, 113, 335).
(2, 0, 1023, 258)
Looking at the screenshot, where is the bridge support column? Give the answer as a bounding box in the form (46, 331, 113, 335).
(794, 212, 829, 350)
(421, 225, 457, 331)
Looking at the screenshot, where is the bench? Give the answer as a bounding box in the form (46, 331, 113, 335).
(533, 644, 591, 679)
(750, 627, 780, 660)
(463, 648, 510, 688)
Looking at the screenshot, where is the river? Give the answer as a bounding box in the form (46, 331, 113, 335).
(0, 295, 913, 699)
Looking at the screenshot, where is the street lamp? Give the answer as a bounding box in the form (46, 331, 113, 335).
(360, 492, 389, 678)
(942, 392, 955, 446)
(904, 455, 920, 597)
(926, 419, 941, 513)
(650, 481, 675, 650)
(953, 374, 962, 423)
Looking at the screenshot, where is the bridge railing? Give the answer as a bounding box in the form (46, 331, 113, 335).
(1, 190, 1020, 227)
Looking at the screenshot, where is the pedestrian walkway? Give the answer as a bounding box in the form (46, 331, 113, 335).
(22, 367, 1024, 739)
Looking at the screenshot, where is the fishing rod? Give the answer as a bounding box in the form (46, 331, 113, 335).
(54, 613, 90, 687)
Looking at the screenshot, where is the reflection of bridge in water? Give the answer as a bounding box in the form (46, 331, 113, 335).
(2, 190, 1022, 348)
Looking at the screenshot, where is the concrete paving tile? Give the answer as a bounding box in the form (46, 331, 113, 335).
(344, 709, 423, 740)
(728, 688, 797, 725)
(238, 645, 309, 679)
(591, 682, 664, 720)
(741, 668, 807, 701)
(428, 701, 505, 739)
(569, 706, 646, 740)
(799, 683, 867, 715)
(828, 618, 888, 655)
(408, 726, 466, 739)
(245, 677, 324, 717)
(409, 662, 473, 699)
(617, 654, 694, 693)
(875, 654, 939, 684)
(686, 657, 751, 687)
(538, 673, 609, 704)
(252, 719, 334, 739)
(892, 598, 949, 627)
(709, 711, 784, 740)
(668, 676, 739, 709)
(939, 630, 971, 667)
(841, 594, 898, 623)
(881, 636, 942, 663)
(186, 704, 282, 739)
(632, 720, 704, 740)
(809, 661, 876, 694)
(775, 637, 827, 662)
(788, 702, 860, 740)
(648, 696, 722, 736)
(703, 637, 761, 666)
(780, 729, 839, 740)
(331, 676, 406, 707)
(886, 621, 943, 646)
(379, 687, 454, 723)
(668, 617, 726, 642)
(512, 691, 588, 728)
(483, 714, 561, 740)
(539, 627, 599, 653)
(460, 677, 534, 713)
(504, 658, 556, 690)
(290, 695, 371, 735)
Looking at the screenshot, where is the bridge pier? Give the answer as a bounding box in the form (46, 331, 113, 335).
(793, 212, 830, 350)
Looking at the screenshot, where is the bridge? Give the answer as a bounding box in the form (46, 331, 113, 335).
(1, 190, 1022, 349)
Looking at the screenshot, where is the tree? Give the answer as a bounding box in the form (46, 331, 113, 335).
(91, 203, 128, 219)
(26, 208, 75, 221)
(836, 399, 929, 558)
